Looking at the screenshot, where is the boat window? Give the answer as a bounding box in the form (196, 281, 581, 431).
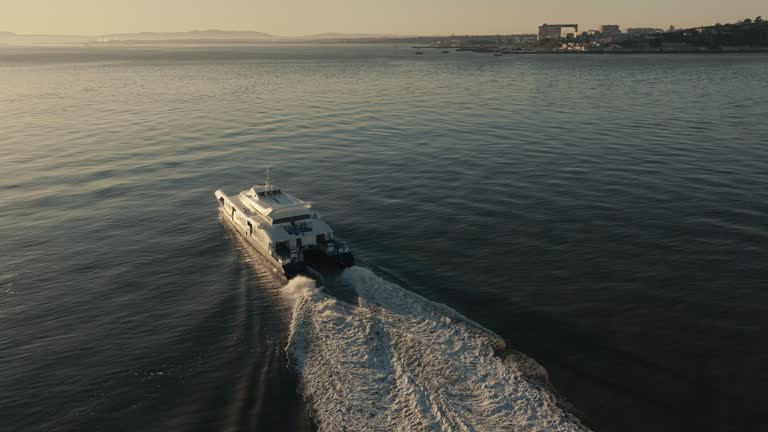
(219, 197, 224, 206)
(284, 222, 312, 235)
(272, 214, 311, 224)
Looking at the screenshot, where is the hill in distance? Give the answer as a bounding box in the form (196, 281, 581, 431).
(0, 29, 406, 44)
(98, 29, 277, 41)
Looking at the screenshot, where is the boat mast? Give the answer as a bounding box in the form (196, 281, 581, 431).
(265, 166, 272, 193)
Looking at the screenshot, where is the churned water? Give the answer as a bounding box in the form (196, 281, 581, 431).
(1, 44, 767, 432)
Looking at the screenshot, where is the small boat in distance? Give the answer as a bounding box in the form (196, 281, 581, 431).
(215, 170, 353, 278)
(414, 51, 424, 54)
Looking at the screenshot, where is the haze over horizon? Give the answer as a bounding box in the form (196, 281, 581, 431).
(2, 0, 764, 36)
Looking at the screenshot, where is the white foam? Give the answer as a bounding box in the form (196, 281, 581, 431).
(283, 267, 589, 431)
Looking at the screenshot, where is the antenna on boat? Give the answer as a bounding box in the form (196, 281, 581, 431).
(265, 165, 272, 193)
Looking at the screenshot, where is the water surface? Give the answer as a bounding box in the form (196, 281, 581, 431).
(1, 44, 767, 431)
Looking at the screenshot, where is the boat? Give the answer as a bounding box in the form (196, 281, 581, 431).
(414, 51, 424, 55)
(441, 50, 450, 53)
(215, 170, 354, 278)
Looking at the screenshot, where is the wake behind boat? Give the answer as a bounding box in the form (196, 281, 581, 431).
(215, 171, 353, 279)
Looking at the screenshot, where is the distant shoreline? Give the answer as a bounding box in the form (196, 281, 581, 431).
(414, 46, 768, 54)
(3, 40, 768, 55)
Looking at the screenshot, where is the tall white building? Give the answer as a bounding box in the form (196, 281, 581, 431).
(538, 24, 579, 40)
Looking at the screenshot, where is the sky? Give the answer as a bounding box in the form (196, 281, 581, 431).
(2, 0, 764, 36)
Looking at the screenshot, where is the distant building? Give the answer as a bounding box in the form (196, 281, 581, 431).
(538, 24, 579, 40)
(600, 25, 621, 36)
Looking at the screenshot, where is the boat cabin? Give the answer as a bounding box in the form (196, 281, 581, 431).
(215, 182, 338, 265)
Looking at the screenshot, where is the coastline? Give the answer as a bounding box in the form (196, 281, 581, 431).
(414, 46, 768, 54)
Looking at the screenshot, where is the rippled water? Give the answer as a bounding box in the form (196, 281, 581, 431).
(1, 45, 767, 432)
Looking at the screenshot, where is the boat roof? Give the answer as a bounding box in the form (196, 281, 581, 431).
(239, 185, 313, 220)
(222, 190, 333, 242)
